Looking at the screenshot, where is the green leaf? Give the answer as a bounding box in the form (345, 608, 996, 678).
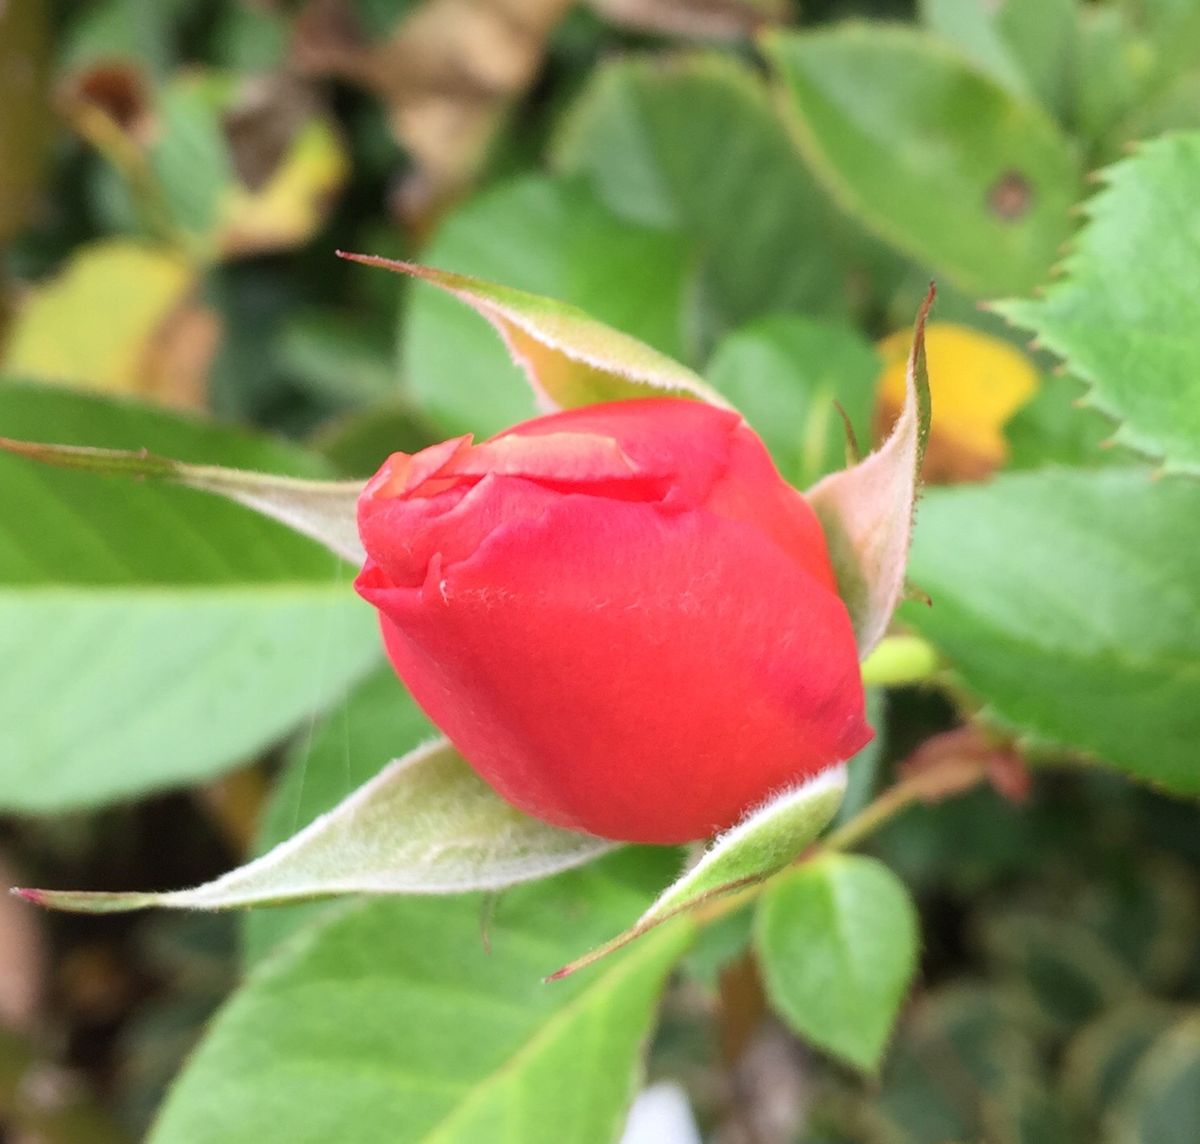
(868, 984, 1053, 1143)
(705, 314, 879, 486)
(60, 0, 187, 78)
(1078, 855, 1200, 993)
(1114, 71, 1200, 151)
(998, 134, 1200, 475)
(1069, 6, 1159, 150)
(18, 738, 615, 913)
(1, 240, 197, 397)
(764, 24, 1081, 295)
(0, 437, 364, 564)
(0, 384, 379, 811)
(210, 2, 286, 71)
(981, 910, 1139, 1036)
(807, 288, 932, 658)
(1062, 1002, 1178, 1125)
(553, 53, 849, 329)
(1108, 1014, 1200, 1144)
(315, 403, 436, 478)
(1003, 375, 1129, 471)
(678, 903, 755, 992)
(150, 851, 692, 1144)
(244, 666, 436, 963)
(399, 176, 700, 437)
(552, 764, 846, 979)
(279, 309, 397, 408)
(903, 468, 1200, 795)
(754, 852, 919, 1073)
(1122, 0, 1200, 74)
(259, 669, 436, 853)
(919, 0, 1077, 117)
(148, 74, 235, 251)
(872, 785, 1042, 896)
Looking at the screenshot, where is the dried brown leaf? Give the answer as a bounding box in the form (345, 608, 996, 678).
(292, 0, 573, 228)
(898, 725, 1029, 805)
(588, 0, 789, 40)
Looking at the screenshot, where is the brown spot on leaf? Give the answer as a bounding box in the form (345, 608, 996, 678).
(988, 169, 1034, 221)
(223, 76, 314, 191)
(66, 62, 150, 136)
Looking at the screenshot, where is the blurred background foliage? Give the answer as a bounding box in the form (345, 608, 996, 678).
(1, 0, 1199, 1141)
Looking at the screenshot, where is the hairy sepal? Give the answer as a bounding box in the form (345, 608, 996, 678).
(13, 738, 615, 913)
(337, 252, 730, 412)
(550, 764, 847, 979)
(807, 286, 934, 657)
(0, 437, 364, 563)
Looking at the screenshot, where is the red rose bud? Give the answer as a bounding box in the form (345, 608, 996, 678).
(355, 398, 871, 845)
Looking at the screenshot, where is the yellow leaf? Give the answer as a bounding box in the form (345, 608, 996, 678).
(60, 65, 348, 264)
(2, 241, 205, 404)
(877, 322, 1037, 481)
(219, 119, 349, 259)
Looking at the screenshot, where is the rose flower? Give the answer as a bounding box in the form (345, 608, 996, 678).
(355, 398, 870, 845)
